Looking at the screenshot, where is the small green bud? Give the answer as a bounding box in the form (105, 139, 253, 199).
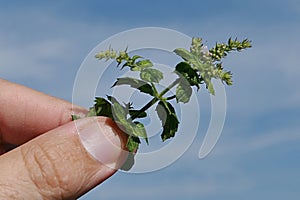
(221, 71, 233, 85)
(119, 51, 127, 58)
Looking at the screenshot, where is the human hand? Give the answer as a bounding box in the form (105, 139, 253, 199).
(0, 79, 128, 199)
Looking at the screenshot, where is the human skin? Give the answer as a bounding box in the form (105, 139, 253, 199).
(0, 79, 128, 199)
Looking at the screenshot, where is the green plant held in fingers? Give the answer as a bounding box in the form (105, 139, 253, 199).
(72, 37, 252, 152)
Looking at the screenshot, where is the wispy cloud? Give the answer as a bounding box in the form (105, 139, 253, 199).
(0, 7, 120, 91)
(0, 38, 70, 80)
(212, 126, 300, 157)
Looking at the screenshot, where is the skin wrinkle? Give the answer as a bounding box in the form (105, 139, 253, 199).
(20, 142, 65, 199)
(0, 183, 21, 200)
(33, 144, 65, 198)
(17, 121, 105, 199)
(0, 154, 42, 200)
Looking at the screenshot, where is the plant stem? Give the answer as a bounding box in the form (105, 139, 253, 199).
(130, 97, 158, 121)
(130, 78, 180, 120)
(166, 95, 176, 100)
(158, 78, 180, 98)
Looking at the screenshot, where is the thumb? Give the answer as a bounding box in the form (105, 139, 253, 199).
(0, 117, 128, 199)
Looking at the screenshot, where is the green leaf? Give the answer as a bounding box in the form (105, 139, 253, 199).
(140, 68, 163, 83)
(207, 82, 215, 95)
(174, 48, 212, 72)
(93, 97, 113, 118)
(112, 77, 155, 96)
(127, 136, 140, 152)
(117, 117, 148, 144)
(92, 98, 151, 146)
(174, 48, 194, 61)
(132, 59, 153, 71)
(176, 81, 192, 103)
(132, 55, 143, 62)
(175, 62, 201, 88)
(156, 101, 179, 141)
(106, 95, 117, 103)
(132, 122, 148, 144)
(71, 115, 81, 120)
(110, 99, 136, 135)
(111, 100, 128, 123)
(108, 97, 149, 149)
(129, 110, 147, 118)
(87, 107, 97, 117)
(117, 119, 149, 147)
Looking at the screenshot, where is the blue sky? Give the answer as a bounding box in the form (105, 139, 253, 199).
(1, 0, 300, 199)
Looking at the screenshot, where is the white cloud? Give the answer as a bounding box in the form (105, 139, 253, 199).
(0, 10, 121, 85)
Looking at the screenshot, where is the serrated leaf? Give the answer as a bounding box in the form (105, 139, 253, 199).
(111, 100, 127, 123)
(136, 59, 153, 67)
(174, 48, 194, 61)
(175, 62, 201, 88)
(110, 99, 136, 136)
(131, 59, 153, 71)
(108, 97, 148, 149)
(174, 48, 212, 72)
(116, 118, 148, 143)
(140, 68, 163, 83)
(93, 97, 113, 118)
(117, 120, 149, 146)
(112, 77, 155, 96)
(127, 136, 140, 152)
(132, 122, 148, 144)
(176, 81, 192, 103)
(94, 97, 147, 148)
(156, 101, 179, 141)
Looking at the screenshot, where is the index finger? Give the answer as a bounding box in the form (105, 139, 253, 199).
(0, 79, 88, 145)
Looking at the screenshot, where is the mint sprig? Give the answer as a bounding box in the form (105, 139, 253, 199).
(73, 37, 251, 152)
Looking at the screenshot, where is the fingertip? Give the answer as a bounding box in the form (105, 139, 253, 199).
(76, 117, 129, 170)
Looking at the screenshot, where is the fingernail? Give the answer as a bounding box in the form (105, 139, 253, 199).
(76, 117, 128, 169)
